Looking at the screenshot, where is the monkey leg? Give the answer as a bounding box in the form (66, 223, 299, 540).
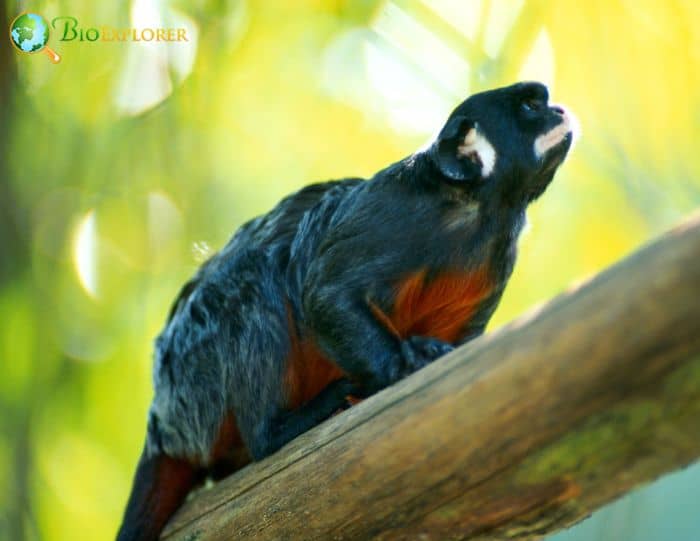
(118, 249, 294, 540)
(197, 251, 358, 461)
(242, 377, 358, 460)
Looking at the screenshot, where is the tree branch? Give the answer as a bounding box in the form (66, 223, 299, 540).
(163, 211, 700, 541)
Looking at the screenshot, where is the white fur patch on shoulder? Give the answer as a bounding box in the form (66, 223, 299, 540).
(534, 109, 573, 158)
(457, 124, 497, 177)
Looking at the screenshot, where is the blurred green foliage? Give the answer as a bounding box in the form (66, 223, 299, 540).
(1, 0, 699, 539)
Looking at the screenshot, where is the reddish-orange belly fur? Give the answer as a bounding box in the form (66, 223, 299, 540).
(284, 334, 346, 409)
(284, 305, 346, 410)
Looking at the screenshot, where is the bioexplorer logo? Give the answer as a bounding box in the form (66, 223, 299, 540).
(9, 13, 61, 63)
(9, 12, 189, 64)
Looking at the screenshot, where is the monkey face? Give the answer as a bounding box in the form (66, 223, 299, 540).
(430, 82, 573, 202)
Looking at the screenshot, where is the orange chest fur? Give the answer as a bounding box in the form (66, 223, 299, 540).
(375, 268, 494, 343)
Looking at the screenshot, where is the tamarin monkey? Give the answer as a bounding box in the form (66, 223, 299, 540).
(117, 81, 574, 540)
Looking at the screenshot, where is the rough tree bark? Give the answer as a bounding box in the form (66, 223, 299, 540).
(162, 212, 700, 541)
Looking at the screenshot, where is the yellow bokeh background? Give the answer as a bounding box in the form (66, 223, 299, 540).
(1, 1, 699, 540)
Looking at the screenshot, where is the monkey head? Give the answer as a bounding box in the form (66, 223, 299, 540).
(430, 81, 574, 203)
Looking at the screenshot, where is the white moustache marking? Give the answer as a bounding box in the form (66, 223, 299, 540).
(534, 110, 572, 158)
(457, 125, 497, 177)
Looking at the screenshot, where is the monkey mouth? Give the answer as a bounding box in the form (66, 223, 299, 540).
(546, 130, 574, 155)
(535, 121, 572, 158)
(528, 131, 572, 199)
(542, 131, 572, 169)
(533, 105, 577, 163)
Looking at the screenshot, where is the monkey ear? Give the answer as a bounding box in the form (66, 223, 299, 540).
(431, 116, 496, 182)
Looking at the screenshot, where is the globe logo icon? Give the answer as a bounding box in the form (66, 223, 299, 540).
(9, 12, 61, 63)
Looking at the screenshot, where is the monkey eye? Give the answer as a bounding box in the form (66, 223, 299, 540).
(521, 98, 546, 112)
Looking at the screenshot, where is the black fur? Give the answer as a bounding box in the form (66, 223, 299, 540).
(117, 82, 572, 541)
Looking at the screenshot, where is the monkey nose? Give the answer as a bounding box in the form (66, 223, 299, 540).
(550, 105, 565, 115)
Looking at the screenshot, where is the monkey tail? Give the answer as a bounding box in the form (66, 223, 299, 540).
(116, 446, 200, 541)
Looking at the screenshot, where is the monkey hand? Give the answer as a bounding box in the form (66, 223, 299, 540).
(399, 336, 454, 375)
